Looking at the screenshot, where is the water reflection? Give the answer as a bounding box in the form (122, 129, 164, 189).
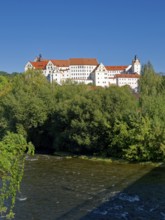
(12, 155, 165, 220)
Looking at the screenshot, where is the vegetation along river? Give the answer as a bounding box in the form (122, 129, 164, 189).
(12, 155, 165, 220)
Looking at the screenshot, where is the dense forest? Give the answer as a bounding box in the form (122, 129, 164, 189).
(0, 62, 165, 217)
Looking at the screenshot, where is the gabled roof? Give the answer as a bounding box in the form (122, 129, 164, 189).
(30, 61, 48, 69)
(51, 60, 70, 67)
(92, 63, 107, 72)
(115, 73, 140, 78)
(69, 58, 98, 65)
(105, 66, 128, 71)
(91, 64, 100, 73)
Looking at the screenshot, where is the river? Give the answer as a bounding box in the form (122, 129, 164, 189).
(12, 155, 165, 220)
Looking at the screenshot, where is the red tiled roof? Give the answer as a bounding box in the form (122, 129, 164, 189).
(51, 60, 69, 67)
(115, 73, 140, 78)
(30, 61, 48, 69)
(105, 66, 128, 71)
(30, 58, 98, 69)
(69, 58, 98, 65)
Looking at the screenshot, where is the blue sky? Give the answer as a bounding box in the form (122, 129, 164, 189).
(0, 0, 165, 73)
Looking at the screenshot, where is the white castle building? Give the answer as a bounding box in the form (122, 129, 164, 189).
(25, 55, 141, 91)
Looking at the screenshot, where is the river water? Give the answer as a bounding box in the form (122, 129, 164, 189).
(12, 155, 165, 220)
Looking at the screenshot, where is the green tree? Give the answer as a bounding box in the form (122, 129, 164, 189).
(0, 70, 54, 140)
(0, 132, 34, 219)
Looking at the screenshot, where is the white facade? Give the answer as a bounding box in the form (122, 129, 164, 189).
(24, 56, 141, 90)
(45, 60, 71, 84)
(132, 56, 141, 74)
(24, 62, 33, 71)
(115, 74, 140, 91)
(91, 63, 109, 87)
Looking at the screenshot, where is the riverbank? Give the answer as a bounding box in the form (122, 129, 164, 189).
(53, 151, 164, 167)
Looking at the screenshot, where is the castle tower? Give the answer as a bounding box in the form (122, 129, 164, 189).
(132, 55, 141, 74)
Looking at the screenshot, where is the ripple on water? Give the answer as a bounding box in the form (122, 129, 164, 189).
(17, 197, 27, 201)
(161, 212, 165, 219)
(118, 193, 140, 202)
(17, 193, 27, 202)
(25, 157, 38, 161)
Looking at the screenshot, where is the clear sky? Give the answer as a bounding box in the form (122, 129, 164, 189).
(0, 0, 165, 73)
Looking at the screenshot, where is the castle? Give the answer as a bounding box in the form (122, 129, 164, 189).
(25, 55, 141, 91)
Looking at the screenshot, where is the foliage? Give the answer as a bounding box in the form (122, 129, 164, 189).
(0, 71, 10, 76)
(0, 70, 54, 139)
(48, 86, 138, 155)
(1, 66, 164, 162)
(0, 75, 12, 97)
(0, 132, 34, 219)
